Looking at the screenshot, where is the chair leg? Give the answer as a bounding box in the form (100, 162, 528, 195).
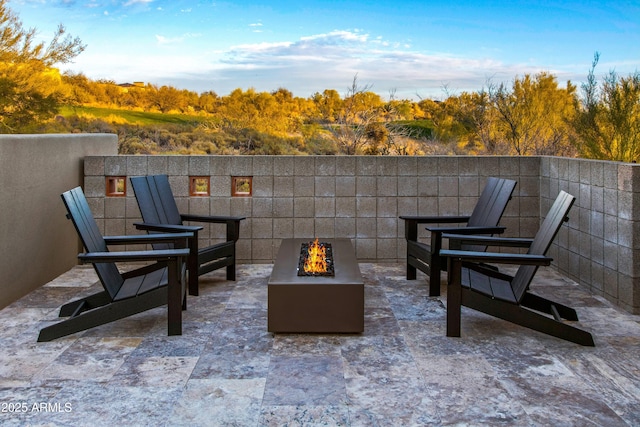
(167, 258, 183, 336)
(429, 264, 441, 297)
(403, 220, 419, 281)
(446, 258, 463, 337)
(429, 231, 443, 297)
(226, 263, 236, 281)
(188, 234, 199, 296)
(187, 254, 199, 296)
(407, 262, 416, 280)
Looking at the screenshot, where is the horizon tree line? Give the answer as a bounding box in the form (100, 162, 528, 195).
(1, 0, 639, 160)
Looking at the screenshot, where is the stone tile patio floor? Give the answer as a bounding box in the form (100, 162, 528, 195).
(1, 262, 639, 426)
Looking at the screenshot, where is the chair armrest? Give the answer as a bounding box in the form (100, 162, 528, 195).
(440, 249, 552, 266)
(134, 222, 203, 233)
(180, 214, 245, 242)
(399, 215, 471, 224)
(78, 248, 190, 264)
(442, 233, 534, 248)
(400, 215, 471, 241)
(103, 232, 194, 246)
(426, 225, 506, 234)
(428, 226, 508, 255)
(180, 214, 246, 224)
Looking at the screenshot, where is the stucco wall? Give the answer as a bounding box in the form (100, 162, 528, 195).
(0, 134, 118, 309)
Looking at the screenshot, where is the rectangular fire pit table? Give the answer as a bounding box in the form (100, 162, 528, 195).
(268, 238, 364, 333)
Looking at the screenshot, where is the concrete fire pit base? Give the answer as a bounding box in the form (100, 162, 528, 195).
(268, 238, 364, 333)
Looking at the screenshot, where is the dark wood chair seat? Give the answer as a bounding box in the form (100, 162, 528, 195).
(461, 265, 519, 303)
(37, 187, 191, 342)
(400, 177, 517, 296)
(441, 191, 595, 346)
(130, 175, 245, 296)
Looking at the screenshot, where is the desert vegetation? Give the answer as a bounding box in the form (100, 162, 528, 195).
(1, 0, 639, 160)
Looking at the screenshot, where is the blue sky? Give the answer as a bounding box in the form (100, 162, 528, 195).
(9, 0, 640, 100)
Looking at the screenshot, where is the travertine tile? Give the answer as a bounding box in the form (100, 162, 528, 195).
(0, 263, 638, 425)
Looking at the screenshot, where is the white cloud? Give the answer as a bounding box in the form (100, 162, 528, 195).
(63, 29, 592, 100)
(205, 30, 567, 98)
(183, 30, 512, 98)
(124, 0, 153, 6)
(300, 30, 369, 44)
(227, 41, 294, 56)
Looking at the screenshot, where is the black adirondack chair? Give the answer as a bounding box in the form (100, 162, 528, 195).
(130, 175, 245, 296)
(37, 187, 191, 342)
(400, 177, 517, 296)
(441, 190, 595, 346)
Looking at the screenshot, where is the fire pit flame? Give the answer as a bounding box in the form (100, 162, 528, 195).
(304, 238, 327, 274)
(298, 238, 335, 277)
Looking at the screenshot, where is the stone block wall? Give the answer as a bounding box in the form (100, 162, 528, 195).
(84, 155, 539, 262)
(83, 154, 640, 314)
(541, 157, 640, 313)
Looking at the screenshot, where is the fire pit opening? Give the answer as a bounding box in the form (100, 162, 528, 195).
(297, 238, 335, 277)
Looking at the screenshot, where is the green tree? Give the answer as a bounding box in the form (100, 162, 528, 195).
(419, 93, 473, 154)
(489, 72, 578, 156)
(214, 88, 305, 138)
(311, 89, 343, 123)
(574, 53, 640, 162)
(198, 90, 219, 114)
(383, 98, 414, 121)
(62, 72, 96, 106)
(452, 90, 499, 154)
(327, 75, 386, 155)
(147, 85, 186, 113)
(0, 0, 85, 132)
(0, 62, 60, 131)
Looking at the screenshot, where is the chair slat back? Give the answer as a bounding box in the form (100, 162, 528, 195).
(464, 177, 517, 251)
(131, 175, 183, 250)
(61, 187, 123, 300)
(130, 175, 183, 226)
(511, 191, 575, 301)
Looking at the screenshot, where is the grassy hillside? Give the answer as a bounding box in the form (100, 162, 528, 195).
(54, 105, 436, 155)
(395, 120, 434, 139)
(59, 106, 208, 125)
